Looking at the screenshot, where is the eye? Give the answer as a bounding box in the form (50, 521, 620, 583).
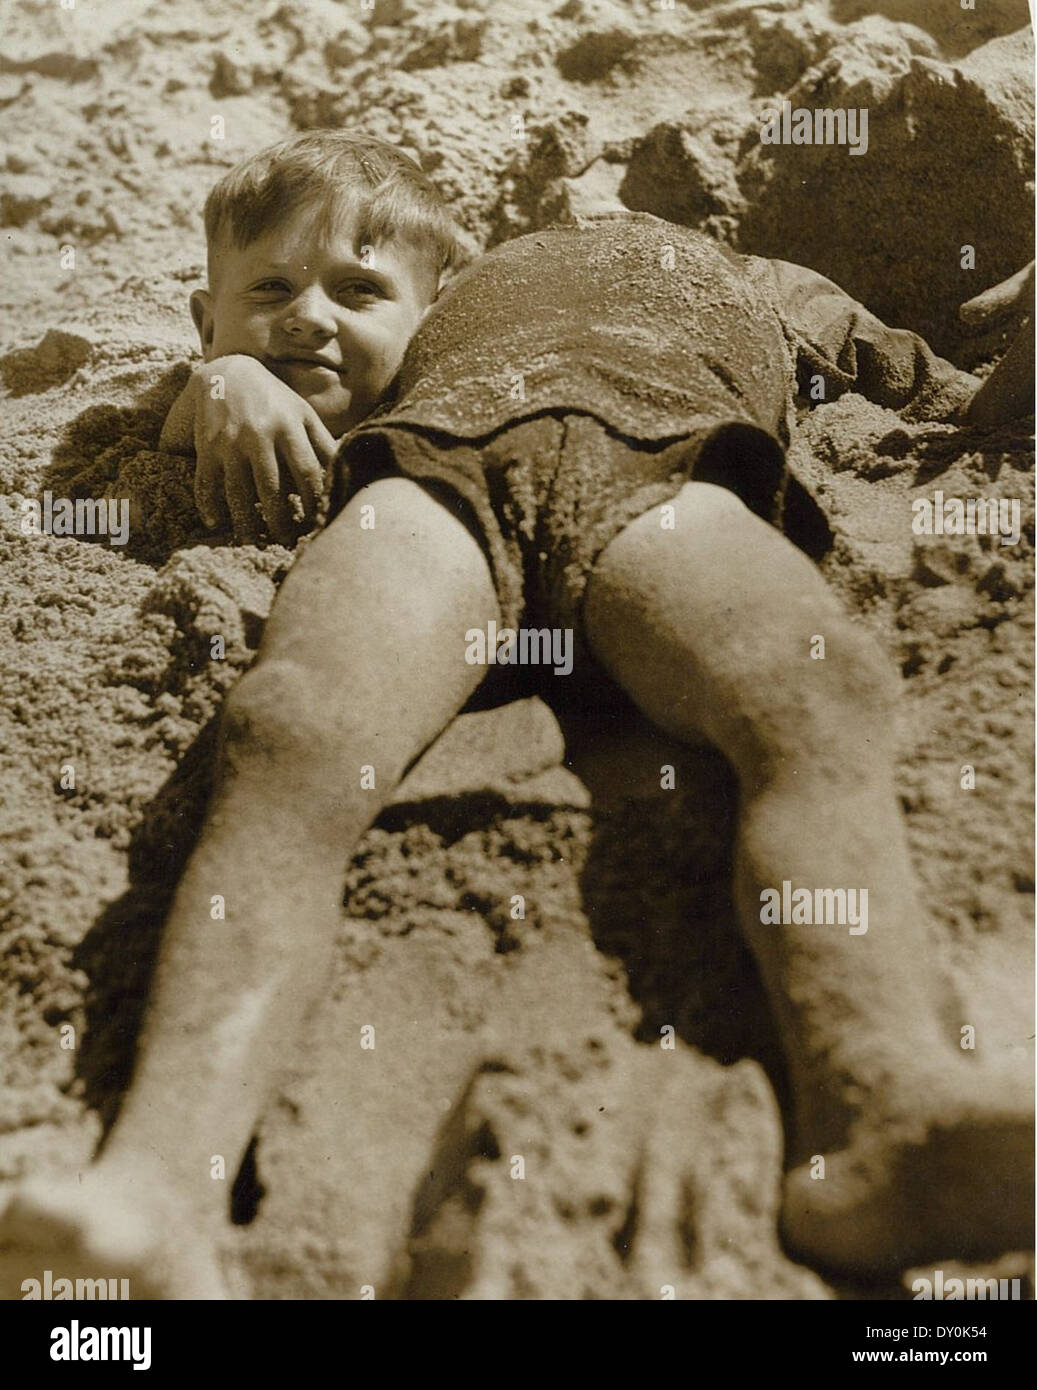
(340, 280, 385, 302)
(249, 279, 291, 297)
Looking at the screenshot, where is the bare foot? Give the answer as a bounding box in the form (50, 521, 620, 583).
(781, 1092, 1034, 1277)
(0, 1171, 229, 1300)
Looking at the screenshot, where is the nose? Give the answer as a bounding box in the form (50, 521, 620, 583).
(282, 286, 339, 341)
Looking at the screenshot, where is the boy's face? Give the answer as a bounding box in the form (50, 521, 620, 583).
(192, 202, 434, 436)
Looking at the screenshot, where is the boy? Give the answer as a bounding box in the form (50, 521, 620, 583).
(156, 132, 465, 544)
(0, 132, 1031, 1299)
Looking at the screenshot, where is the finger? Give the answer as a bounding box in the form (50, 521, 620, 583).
(224, 451, 263, 544)
(251, 439, 296, 544)
(194, 448, 229, 531)
(303, 413, 339, 469)
(279, 428, 326, 524)
(960, 261, 1035, 328)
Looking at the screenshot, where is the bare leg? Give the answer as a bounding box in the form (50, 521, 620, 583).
(0, 477, 498, 1298)
(584, 480, 1033, 1276)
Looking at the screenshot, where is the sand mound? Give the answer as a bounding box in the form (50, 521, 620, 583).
(739, 24, 1034, 355)
(0, 0, 1032, 1299)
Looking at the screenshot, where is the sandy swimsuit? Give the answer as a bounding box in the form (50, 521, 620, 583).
(330, 211, 974, 686)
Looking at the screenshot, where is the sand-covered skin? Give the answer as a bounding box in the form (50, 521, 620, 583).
(0, 0, 1033, 1299)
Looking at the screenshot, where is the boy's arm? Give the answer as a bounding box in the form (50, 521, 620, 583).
(743, 255, 979, 423)
(158, 355, 336, 542)
(958, 262, 1033, 426)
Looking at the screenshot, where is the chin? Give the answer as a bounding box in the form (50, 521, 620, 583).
(305, 395, 355, 438)
(321, 406, 359, 437)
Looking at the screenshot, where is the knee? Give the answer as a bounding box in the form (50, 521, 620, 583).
(587, 482, 747, 638)
(822, 620, 900, 724)
(219, 660, 323, 763)
(770, 618, 900, 770)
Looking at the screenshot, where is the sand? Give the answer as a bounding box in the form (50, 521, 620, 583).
(0, 0, 1033, 1299)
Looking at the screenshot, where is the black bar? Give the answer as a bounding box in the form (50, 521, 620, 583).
(3, 1294, 1033, 1375)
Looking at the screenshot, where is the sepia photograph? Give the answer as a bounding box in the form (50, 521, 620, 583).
(0, 0, 1033, 1349)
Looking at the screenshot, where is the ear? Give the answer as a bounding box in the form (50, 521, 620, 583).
(419, 280, 444, 323)
(190, 289, 215, 358)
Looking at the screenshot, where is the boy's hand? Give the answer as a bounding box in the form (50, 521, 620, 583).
(191, 355, 337, 543)
(960, 263, 1034, 427)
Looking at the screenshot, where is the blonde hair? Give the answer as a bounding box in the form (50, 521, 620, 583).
(203, 130, 465, 298)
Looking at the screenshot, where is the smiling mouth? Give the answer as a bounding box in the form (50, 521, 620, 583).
(271, 356, 346, 375)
